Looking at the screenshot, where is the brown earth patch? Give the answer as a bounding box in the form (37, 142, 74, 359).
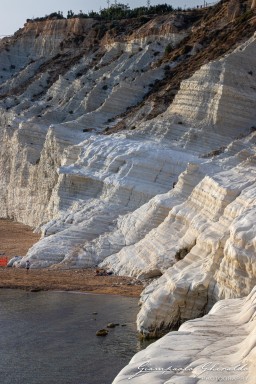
(0, 219, 143, 297)
(0, 218, 40, 257)
(0, 268, 143, 297)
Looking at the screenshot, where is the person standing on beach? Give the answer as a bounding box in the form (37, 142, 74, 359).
(25, 260, 30, 272)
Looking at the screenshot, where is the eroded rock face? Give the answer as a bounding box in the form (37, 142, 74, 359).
(113, 286, 256, 384)
(136, 157, 256, 335)
(0, 17, 177, 227)
(0, 2, 256, 344)
(168, 35, 256, 136)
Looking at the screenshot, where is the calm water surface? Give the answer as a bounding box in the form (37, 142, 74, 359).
(0, 289, 148, 384)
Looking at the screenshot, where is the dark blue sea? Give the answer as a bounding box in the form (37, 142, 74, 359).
(0, 289, 148, 384)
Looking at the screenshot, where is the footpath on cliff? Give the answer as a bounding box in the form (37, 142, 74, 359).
(0, 220, 142, 297)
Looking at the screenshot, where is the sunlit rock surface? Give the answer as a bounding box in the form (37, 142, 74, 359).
(0, 3, 256, 354)
(113, 286, 256, 384)
(135, 142, 256, 335)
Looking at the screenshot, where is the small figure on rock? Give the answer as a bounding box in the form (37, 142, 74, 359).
(25, 260, 30, 272)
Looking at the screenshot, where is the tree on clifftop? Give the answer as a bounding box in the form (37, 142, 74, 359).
(67, 10, 75, 19)
(100, 3, 130, 19)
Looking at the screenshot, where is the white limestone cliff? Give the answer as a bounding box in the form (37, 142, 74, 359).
(102, 33, 256, 334)
(113, 286, 256, 384)
(0, 19, 180, 227)
(0, 3, 256, 359)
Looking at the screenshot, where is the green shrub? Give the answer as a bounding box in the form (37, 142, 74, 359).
(165, 44, 172, 55)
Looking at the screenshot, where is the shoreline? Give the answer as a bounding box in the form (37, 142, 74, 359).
(0, 219, 143, 297)
(0, 267, 143, 297)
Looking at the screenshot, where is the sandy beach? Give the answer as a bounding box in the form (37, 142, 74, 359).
(0, 219, 143, 297)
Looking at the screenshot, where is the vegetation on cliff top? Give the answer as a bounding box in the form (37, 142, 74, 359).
(26, 2, 191, 23)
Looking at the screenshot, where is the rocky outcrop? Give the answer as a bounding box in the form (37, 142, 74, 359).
(113, 286, 256, 383)
(101, 33, 256, 335)
(0, 15, 181, 227)
(0, 1, 256, 351)
(168, 35, 256, 137)
(136, 149, 256, 335)
(24, 136, 187, 268)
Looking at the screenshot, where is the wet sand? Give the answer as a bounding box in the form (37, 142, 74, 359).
(0, 219, 143, 297)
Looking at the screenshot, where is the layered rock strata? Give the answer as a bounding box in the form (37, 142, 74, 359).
(0, 16, 182, 227)
(113, 286, 256, 384)
(0, 1, 256, 344)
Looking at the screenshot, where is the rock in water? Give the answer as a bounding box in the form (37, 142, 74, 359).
(96, 329, 108, 337)
(106, 323, 116, 328)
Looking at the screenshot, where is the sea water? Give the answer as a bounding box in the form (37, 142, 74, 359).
(0, 289, 147, 384)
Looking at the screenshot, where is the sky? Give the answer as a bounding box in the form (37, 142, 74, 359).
(0, 0, 209, 36)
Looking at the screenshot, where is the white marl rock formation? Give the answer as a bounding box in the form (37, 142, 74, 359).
(113, 286, 256, 384)
(0, 13, 187, 230)
(101, 33, 256, 334)
(0, 2, 256, 357)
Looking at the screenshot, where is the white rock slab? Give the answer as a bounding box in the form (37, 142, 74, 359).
(113, 287, 256, 384)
